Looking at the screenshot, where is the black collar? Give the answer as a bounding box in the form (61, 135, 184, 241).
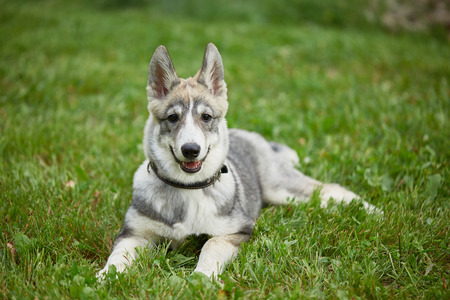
(147, 162, 228, 190)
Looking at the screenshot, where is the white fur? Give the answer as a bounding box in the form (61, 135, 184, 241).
(97, 160, 244, 279)
(193, 237, 240, 278)
(174, 102, 207, 162)
(130, 161, 243, 239)
(97, 235, 150, 276)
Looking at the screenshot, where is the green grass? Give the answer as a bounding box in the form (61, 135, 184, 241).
(1, 0, 449, 298)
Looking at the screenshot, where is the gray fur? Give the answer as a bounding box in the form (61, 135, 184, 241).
(113, 224, 134, 246)
(130, 188, 187, 227)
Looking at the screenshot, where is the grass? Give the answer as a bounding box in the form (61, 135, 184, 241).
(1, 0, 449, 298)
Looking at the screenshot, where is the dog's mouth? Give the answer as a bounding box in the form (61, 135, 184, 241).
(180, 161, 202, 173)
(170, 146, 209, 174)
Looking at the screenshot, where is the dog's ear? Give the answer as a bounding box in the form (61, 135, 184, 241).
(197, 43, 227, 98)
(147, 45, 180, 99)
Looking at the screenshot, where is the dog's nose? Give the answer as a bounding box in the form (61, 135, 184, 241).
(181, 143, 201, 159)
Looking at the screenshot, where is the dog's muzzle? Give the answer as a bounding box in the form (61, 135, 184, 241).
(170, 145, 209, 174)
(180, 143, 202, 173)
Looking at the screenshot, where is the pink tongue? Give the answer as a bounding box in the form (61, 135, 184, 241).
(183, 161, 201, 169)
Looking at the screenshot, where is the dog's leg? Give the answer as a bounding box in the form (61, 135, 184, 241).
(264, 170, 379, 213)
(193, 233, 251, 279)
(232, 129, 378, 212)
(261, 156, 379, 212)
(97, 235, 151, 279)
(319, 182, 379, 212)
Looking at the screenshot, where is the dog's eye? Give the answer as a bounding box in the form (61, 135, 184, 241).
(201, 114, 212, 122)
(167, 114, 179, 123)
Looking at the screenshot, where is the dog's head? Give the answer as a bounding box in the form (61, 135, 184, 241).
(143, 43, 229, 183)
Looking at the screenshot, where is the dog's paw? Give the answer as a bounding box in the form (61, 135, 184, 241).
(361, 201, 384, 215)
(96, 267, 108, 281)
(193, 267, 215, 279)
(320, 183, 383, 215)
(96, 263, 126, 281)
(96, 265, 114, 281)
(320, 183, 359, 205)
(192, 269, 220, 282)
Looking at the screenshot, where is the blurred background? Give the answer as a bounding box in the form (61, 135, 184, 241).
(97, 0, 450, 33)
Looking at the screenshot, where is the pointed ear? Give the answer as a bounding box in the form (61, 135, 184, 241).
(197, 43, 227, 98)
(147, 45, 180, 99)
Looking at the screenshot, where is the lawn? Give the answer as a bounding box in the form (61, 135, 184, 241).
(1, 0, 449, 298)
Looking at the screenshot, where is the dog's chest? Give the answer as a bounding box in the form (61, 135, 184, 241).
(169, 182, 242, 237)
(132, 161, 248, 240)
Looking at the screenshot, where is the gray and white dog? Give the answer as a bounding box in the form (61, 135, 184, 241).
(98, 43, 375, 279)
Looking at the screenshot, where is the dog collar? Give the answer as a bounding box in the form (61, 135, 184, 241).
(147, 162, 228, 189)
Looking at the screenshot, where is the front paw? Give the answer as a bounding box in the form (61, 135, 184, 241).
(96, 263, 126, 281)
(96, 266, 109, 281)
(193, 267, 214, 279)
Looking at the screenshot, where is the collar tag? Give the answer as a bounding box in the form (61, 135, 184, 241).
(221, 165, 228, 174)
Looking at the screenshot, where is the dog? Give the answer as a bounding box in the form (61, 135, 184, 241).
(97, 43, 376, 279)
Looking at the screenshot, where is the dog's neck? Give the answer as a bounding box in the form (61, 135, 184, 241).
(147, 161, 228, 189)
